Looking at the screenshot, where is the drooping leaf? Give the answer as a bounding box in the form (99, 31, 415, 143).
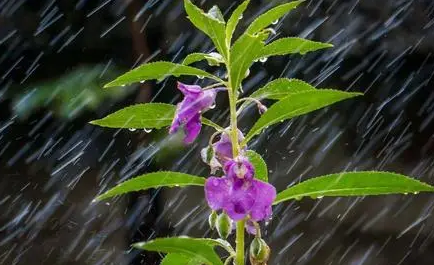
(246, 150, 268, 182)
(104, 62, 221, 87)
(134, 237, 223, 265)
(249, 78, 316, 100)
(245, 1, 304, 35)
(184, 0, 228, 59)
(243, 90, 363, 143)
(89, 103, 222, 131)
(95, 172, 206, 201)
(258, 37, 333, 59)
(226, 0, 250, 46)
(160, 253, 202, 265)
(229, 33, 265, 91)
(274, 171, 434, 204)
(89, 103, 175, 129)
(182, 52, 224, 66)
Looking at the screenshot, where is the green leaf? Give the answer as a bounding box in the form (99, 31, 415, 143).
(182, 52, 223, 66)
(229, 33, 265, 91)
(160, 253, 202, 265)
(274, 171, 434, 204)
(245, 1, 304, 35)
(90, 103, 222, 131)
(259, 37, 333, 59)
(243, 90, 363, 144)
(95, 172, 206, 201)
(89, 103, 175, 129)
(184, 0, 228, 60)
(134, 237, 223, 265)
(104, 61, 221, 87)
(246, 150, 268, 182)
(249, 78, 316, 100)
(226, 0, 250, 46)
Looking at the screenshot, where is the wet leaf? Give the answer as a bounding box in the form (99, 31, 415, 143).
(104, 61, 220, 87)
(160, 253, 202, 265)
(184, 0, 228, 59)
(249, 78, 316, 100)
(182, 52, 223, 66)
(95, 172, 206, 201)
(274, 171, 434, 204)
(246, 150, 268, 182)
(226, 0, 250, 46)
(245, 1, 304, 35)
(243, 90, 362, 143)
(134, 237, 223, 265)
(90, 103, 222, 131)
(259, 37, 333, 59)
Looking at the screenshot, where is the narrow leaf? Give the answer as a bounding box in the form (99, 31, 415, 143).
(229, 34, 265, 91)
(245, 1, 304, 34)
(226, 0, 250, 46)
(184, 0, 228, 59)
(160, 253, 202, 265)
(104, 62, 220, 87)
(274, 171, 434, 204)
(243, 90, 362, 143)
(249, 78, 316, 100)
(202, 117, 224, 131)
(95, 172, 206, 201)
(134, 237, 223, 265)
(246, 150, 268, 182)
(182, 52, 223, 66)
(89, 103, 174, 129)
(259, 37, 333, 59)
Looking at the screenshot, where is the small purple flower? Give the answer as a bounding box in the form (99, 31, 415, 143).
(205, 156, 276, 226)
(169, 82, 222, 144)
(213, 130, 245, 165)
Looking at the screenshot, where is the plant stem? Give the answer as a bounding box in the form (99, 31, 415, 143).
(235, 219, 245, 265)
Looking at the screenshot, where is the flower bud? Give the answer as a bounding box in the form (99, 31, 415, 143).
(258, 104, 268, 115)
(216, 212, 232, 239)
(249, 237, 270, 265)
(208, 211, 218, 230)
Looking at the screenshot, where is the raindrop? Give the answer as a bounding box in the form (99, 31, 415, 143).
(209, 103, 216, 109)
(259, 57, 268, 63)
(143, 128, 153, 133)
(129, 128, 137, 132)
(244, 69, 250, 77)
(140, 80, 145, 83)
(239, 15, 243, 20)
(197, 75, 204, 79)
(272, 19, 279, 25)
(413, 192, 419, 195)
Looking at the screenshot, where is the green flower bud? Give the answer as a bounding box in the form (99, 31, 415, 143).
(249, 237, 270, 265)
(208, 211, 218, 230)
(216, 212, 232, 239)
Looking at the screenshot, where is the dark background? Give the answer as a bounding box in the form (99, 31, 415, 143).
(1, 0, 434, 264)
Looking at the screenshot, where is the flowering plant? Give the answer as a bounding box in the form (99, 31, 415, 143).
(90, 1, 434, 264)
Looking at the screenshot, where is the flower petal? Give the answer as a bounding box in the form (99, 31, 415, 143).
(177, 82, 202, 96)
(183, 113, 201, 143)
(205, 176, 231, 211)
(250, 180, 276, 221)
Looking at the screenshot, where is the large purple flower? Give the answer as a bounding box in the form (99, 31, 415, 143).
(205, 156, 276, 224)
(169, 82, 222, 144)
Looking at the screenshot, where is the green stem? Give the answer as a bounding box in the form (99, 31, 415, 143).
(235, 220, 245, 265)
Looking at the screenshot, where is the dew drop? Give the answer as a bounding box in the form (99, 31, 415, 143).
(259, 57, 268, 63)
(239, 15, 243, 20)
(403, 192, 408, 195)
(129, 128, 137, 132)
(413, 192, 419, 195)
(143, 128, 153, 133)
(272, 19, 279, 25)
(244, 69, 250, 77)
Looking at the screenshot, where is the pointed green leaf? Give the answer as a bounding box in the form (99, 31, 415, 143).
(274, 171, 434, 204)
(245, 1, 304, 35)
(243, 90, 363, 143)
(95, 172, 206, 201)
(229, 33, 265, 91)
(226, 0, 250, 46)
(246, 150, 268, 182)
(89, 103, 175, 129)
(160, 253, 202, 265)
(104, 62, 221, 87)
(184, 0, 228, 59)
(249, 78, 316, 100)
(90, 103, 222, 131)
(259, 37, 333, 59)
(134, 237, 223, 265)
(182, 52, 223, 66)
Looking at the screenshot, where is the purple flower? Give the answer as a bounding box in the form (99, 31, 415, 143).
(204, 156, 276, 225)
(170, 82, 222, 144)
(213, 130, 245, 165)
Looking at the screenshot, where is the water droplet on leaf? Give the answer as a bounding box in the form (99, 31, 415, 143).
(129, 128, 137, 132)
